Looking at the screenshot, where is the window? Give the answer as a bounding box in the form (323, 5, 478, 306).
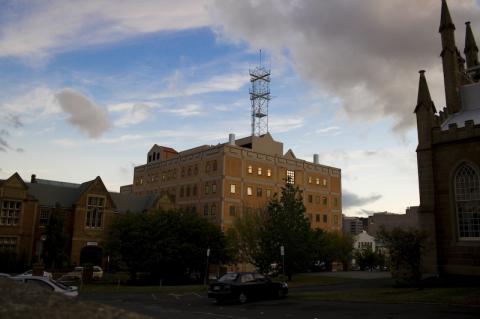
(211, 204, 217, 216)
(323, 179, 327, 187)
(323, 214, 328, 223)
(334, 215, 339, 225)
(86, 196, 104, 228)
(206, 162, 211, 173)
(187, 167, 192, 176)
(229, 205, 236, 217)
(180, 186, 184, 197)
(204, 204, 209, 216)
(205, 183, 210, 195)
(257, 188, 262, 197)
(315, 196, 320, 204)
(334, 197, 338, 207)
(258, 167, 262, 175)
(286, 170, 295, 184)
(212, 182, 217, 194)
(148, 155, 152, 163)
(316, 178, 320, 185)
(308, 195, 313, 203)
(267, 169, 271, 177)
(186, 186, 190, 197)
(39, 208, 50, 226)
(322, 196, 328, 206)
(0, 200, 21, 226)
(247, 187, 253, 196)
(0, 237, 17, 250)
(454, 163, 480, 239)
(248, 165, 253, 174)
(162, 174, 166, 182)
(316, 214, 320, 222)
(194, 164, 198, 175)
(266, 189, 272, 198)
(308, 176, 312, 184)
(230, 184, 236, 194)
(193, 185, 197, 196)
(212, 160, 218, 171)
(181, 168, 185, 177)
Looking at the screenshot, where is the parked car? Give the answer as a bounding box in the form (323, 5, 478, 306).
(17, 269, 52, 279)
(0, 273, 11, 278)
(11, 276, 78, 297)
(208, 272, 288, 304)
(73, 266, 103, 280)
(57, 273, 82, 287)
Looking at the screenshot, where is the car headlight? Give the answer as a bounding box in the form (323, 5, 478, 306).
(282, 282, 288, 288)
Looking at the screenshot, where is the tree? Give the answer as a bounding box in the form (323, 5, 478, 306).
(377, 227, 428, 286)
(105, 209, 232, 283)
(311, 230, 353, 271)
(42, 205, 69, 270)
(353, 247, 382, 271)
(258, 182, 312, 279)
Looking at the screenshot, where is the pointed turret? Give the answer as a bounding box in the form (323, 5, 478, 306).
(464, 21, 479, 69)
(415, 71, 436, 149)
(439, 0, 462, 114)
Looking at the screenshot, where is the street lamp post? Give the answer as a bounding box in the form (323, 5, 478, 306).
(280, 245, 285, 277)
(204, 247, 210, 286)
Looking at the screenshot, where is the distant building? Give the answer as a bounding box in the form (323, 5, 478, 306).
(414, 0, 480, 276)
(342, 215, 364, 235)
(353, 230, 376, 252)
(0, 173, 173, 268)
(366, 207, 419, 237)
(126, 133, 343, 232)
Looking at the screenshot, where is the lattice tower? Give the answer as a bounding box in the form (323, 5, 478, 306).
(249, 52, 271, 136)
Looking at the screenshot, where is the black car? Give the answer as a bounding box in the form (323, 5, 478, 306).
(208, 272, 288, 304)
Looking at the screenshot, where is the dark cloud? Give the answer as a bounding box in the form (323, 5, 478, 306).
(55, 88, 111, 138)
(212, 0, 480, 133)
(8, 114, 23, 128)
(0, 137, 9, 149)
(16, 148, 25, 153)
(342, 189, 382, 209)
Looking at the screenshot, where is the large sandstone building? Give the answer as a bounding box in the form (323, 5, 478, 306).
(126, 133, 342, 231)
(415, 0, 480, 276)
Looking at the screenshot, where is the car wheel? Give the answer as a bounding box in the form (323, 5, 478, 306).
(238, 292, 248, 304)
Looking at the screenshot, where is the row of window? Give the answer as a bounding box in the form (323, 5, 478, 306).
(308, 213, 339, 225)
(308, 176, 328, 187)
(0, 236, 17, 250)
(203, 203, 217, 217)
(247, 165, 272, 177)
(0, 200, 22, 226)
(306, 195, 339, 207)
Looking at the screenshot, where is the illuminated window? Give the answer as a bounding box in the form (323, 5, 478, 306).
(323, 179, 327, 186)
(454, 163, 480, 239)
(248, 165, 253, 174)
(258, 167, 262, 175)
(247, 187, 253, 196)
(86, 196, 104, 228)
(39, 208, 50, 226)
(267, 169, 271, 177)
(266, 189, 272, 198)
(316, 178, 320, 185)
(205, 183, 210, 195)
(230, 184, 236, 194)
(0, 200, 21, 226)
(308, 177, 312, 184)
(212, 182, 217, 194)
(0, 237, 17, 250)
(286, 170, 295, 184)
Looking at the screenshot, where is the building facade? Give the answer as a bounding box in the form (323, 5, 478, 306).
(342, 215, 364, 235)
(415, 0, 480, 276)
(0, 173, 171, 268)
(366, 207, 419, 237)
(128, 133, 342, 231)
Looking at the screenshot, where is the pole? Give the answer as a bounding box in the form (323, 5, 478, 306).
(204, 248, 210, 285)
(280, 245, 285, 277)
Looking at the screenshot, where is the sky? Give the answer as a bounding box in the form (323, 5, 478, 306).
(1, 0, 480, 217)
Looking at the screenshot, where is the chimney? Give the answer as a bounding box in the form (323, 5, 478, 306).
(313, 154, 319, 164)
(31, 174, 37, 183)
(229, 133, 236, 145)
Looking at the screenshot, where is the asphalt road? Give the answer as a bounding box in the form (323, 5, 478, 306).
(80, 289, 480, 319)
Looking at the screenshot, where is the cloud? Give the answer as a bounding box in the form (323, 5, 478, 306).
(110, 103, 152, 127)
(2, 87, 59, 117)
(55, 88, 111, 138)
(315, 126, 340, 134)
(211, 0, 480, 133)
(269, 116, 304, 133)
(342, 189, 382, 209)
(168, 104, 203, 117)
(0, 0, 210, 61)
(8, 114, 23, 128)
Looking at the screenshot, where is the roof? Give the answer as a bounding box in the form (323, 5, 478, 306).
(441, 82, 480, 129)
(27, 182, 84, 207)
(109, 192, 158, 213)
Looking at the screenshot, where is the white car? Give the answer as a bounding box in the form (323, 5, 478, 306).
(11, 276, 78, 297)
(18, 269, 53, 279)
(73, 266, 103, 280)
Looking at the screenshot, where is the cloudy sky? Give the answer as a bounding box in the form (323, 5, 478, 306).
(1, 0, 479, 216)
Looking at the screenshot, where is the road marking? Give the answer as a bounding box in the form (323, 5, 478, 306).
(168, 293, 181, 300)
(192, 292, 202, 298)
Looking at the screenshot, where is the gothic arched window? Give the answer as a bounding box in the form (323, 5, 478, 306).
(454, 163, 480, 240)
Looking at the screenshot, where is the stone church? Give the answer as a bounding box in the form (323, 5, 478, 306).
(415, 0, 480, 276)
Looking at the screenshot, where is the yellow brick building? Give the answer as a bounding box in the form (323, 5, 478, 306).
(129, 133, 342, 231)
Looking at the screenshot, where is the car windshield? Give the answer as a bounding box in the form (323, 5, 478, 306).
(52, 279, 74, 290)
(218, 273, 238, 282)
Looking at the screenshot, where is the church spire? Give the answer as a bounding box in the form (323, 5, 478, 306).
(415, 70, 435, 114)
(439, 0, 462, 114)
(464, 21, 479, 69)
(439, 0, 455, 33)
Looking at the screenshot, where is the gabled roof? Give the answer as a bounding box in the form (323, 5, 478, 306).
(27, 182, 84, 207)
(109, 192, 159, 213)
(284, 149, 296, 159)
